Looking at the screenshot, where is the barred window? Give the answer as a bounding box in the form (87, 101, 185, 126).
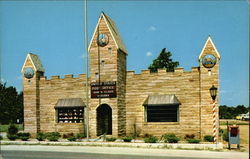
(145, 105, 179, 122)
(57, 107, 84, 123)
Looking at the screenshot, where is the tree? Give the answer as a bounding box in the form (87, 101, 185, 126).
(148, 48, 179, 72)
(0, 82, 23, 124)
(219, 105, 249, 119)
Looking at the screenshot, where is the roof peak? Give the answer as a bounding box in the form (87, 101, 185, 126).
(198, 35, 221, 60)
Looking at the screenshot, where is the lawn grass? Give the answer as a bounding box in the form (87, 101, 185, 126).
(219, 119, 249, 125)
(0, 124, 23, 132)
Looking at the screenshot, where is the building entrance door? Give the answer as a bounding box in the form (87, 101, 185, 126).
(96, 104, 112, 136)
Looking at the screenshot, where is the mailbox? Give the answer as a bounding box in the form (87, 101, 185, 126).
(228, 125, 240, 149)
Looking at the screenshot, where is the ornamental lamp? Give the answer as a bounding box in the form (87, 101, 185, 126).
(209, 85, 217, 101)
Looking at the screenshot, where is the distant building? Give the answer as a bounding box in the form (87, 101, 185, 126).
(22, 12, 220, 138)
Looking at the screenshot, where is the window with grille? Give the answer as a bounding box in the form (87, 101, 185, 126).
(145, 105, 179, 122)
(57, 107, 84, 123)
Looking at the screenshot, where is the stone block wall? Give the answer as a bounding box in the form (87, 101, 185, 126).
(38, 74, 86, 134)
(125, 67, 203, 138)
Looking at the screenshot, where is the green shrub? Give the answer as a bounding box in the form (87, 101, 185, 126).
(76, 133, 86, 139)
(7, 134, 17, 141)
(7, 124, 18, 135)
(46, 132, 61, 141)
(122, 136, 133, 142)
(0, 135, 3, 140)
(67, 136, 76, 142)
(36, 132, 46, 141)
(106, 137, 117, 142)
(17, 132, 30, 141)
(186, 139, 201, 144)
(162, 133, 180, 143)
(144, 136, 158, 143)
(204, 135, 214, 142)
(223, 130, 229, 142)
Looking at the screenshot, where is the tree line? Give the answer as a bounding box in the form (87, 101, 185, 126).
(219, 105, 249, 119)
(0, 82, 23, 124)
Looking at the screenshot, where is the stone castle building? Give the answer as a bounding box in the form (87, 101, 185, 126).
(22, 12, 220, 138)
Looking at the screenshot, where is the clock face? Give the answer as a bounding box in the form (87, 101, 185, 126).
(24, 67, 34, 79)
(202, 54, 217, 68)
(97, 33, 109, 47)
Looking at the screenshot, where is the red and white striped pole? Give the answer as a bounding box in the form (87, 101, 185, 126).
(212, 100, 217, 144)
(209, 85, 218, 145)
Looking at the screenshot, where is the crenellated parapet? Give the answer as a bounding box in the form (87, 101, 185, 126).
(39, 74, 86, 82)
(126, 67, 200, 78)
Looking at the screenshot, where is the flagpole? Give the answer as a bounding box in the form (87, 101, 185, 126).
(84, 0, 89, 140)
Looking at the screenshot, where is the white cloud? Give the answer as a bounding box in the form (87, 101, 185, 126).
(148, 26, 156, 31)
(146, 51, 153, 57)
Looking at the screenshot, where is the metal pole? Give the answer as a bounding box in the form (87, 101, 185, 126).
(84, 0, 89, 140)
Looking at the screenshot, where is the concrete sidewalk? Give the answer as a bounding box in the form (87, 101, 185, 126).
(0, 140, 223, 150)
(1, 145, 248, 159)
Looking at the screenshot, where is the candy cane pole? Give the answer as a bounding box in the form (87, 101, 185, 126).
(212, 100, 217, 144)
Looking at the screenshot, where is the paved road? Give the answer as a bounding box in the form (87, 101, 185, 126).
(1, 150, 212, 159)
(0, 145, 248, 159)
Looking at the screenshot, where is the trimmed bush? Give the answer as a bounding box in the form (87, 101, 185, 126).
(187, 139, 201, 144)
(162, 133, 180, 143)
(76, 133, 86, 139)
(36, 132, 46, 141)
(7, 124, 18, 135)
(106, 137, 117, 142)
(204, 135, 214, 142)
(17, 132, 30, 141)
(46, 132, 61, 141)
(7, 134, 17, 141)
(122, 136, 133, 142)
(144, 136, 158, 143)
(67, 136, 76, 142)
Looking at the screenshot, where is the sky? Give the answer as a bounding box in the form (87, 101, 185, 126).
(0, 0, 249, 106)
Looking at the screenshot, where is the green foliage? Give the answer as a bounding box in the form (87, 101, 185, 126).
(144, 136, 158, 143)
(204, 135, 214, 142)
(76, 133, 86, 139)
(162, 133, 180, 143)
(219, 105, 249, 119)
(122, 136, 133, 142)
(17, 132, 30, 141)
(46, 132, 61, 141)
(148, 48, 179, 72)
(0, 124, 23, 132)
(7, 134, 17, 141)
(7, 124, 18, 135)
(67, 136, 76, 142)
(36, 132, 46, 141)
(106, 137, 117, 142)
(186, 139, 201, 144)
(0, 82, 23, 124)
(222, 130, 229, 142)
(0, 135, 3, 140)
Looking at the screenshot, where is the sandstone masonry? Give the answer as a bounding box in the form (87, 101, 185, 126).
(22, 12, 220, 139)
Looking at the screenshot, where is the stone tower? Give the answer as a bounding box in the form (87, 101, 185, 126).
(21, 53, 45, 136)
(88, 12, 127, 137)
(199, 36, 220, 138)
